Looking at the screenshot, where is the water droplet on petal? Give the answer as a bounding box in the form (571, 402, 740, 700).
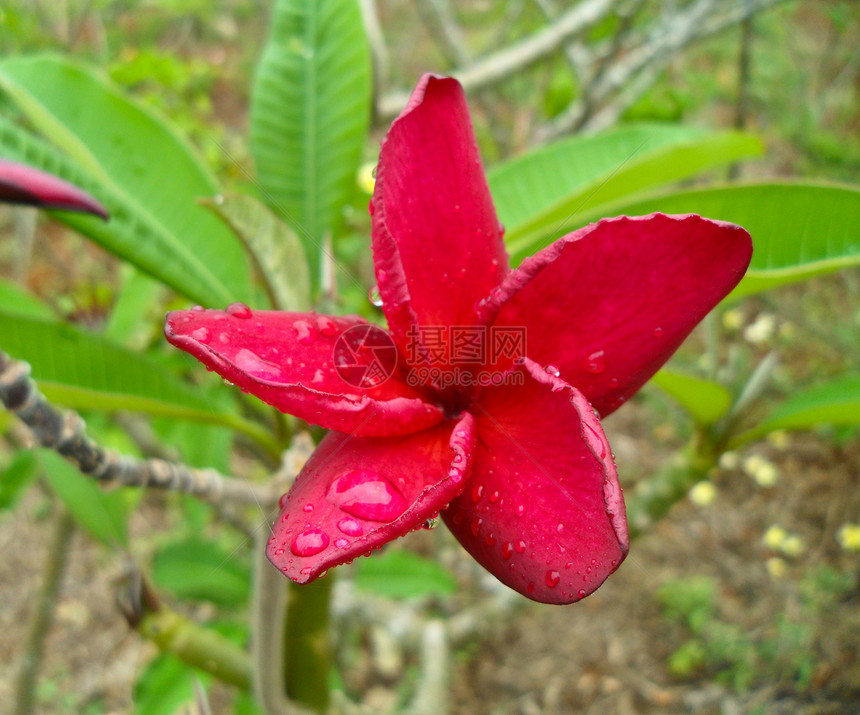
(471, 484, 484, 504)
(190, 327, 211, 343)
(544, 364, 560, 377)
(653, 326, 664, 337)
(191, 305, 204, 312)
(501, 541, 514, 560)
(334, 537, 349, 549)
(423, 515, 440, 530)
(585, 349, 606, 374)
(316, 316, 337, 336)
(291, 528, 329, 557)
(303, 504, 314, 513)
(527, 582, 535, 594)
(485, 532, 497, 547)
(226, 302, 252, 319)
(489, 490, 500, 504)
(337, 517, 364, 536)
(311, 369, 325, 385)
(292, 319, 316, 344)
(326, 470, 406, 522)
(516, 504, 525, 516)
(514, 540, 526, 553)
(470, 518, 482, 537)
(577, 589, 586, 599)
(546, 570, 561, 588)
(368, 285, 383, 307)
(234, 349, 284, 381)
(278, 493, 290, 509)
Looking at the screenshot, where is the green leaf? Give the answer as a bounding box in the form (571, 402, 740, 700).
(134, 653, 207, 715)
(490, 125, 763, 261)
(38, 449, 130, 547)
(0, 450, 39, 510)
(250, 0, 372, 286)
(561, 182, 860, 298)
(0, 278, 55, 320)
(733, 375, 860, 446)
(354, 549, 457, 598)
(0, 311, 272, 447)
(650, 369, 733, 426)
(201, 194, 311, 311)
(152, 536, 251, 607)
(0, 54, 251, 306)
(104, 267, 165, 348)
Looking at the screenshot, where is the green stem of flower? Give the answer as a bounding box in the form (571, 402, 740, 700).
(284, 577, 334, 713)
(625, 429, 718, 540)
(138, 607, 253, 690)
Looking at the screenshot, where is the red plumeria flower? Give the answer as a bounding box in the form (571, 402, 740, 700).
(166, 75, 751, 604)
(0, 159, 108, 218)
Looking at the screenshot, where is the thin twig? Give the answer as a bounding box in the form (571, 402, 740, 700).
(413, 0, 472, 67)
(0, 348, 279, 507)
(13, 507, 76, 715)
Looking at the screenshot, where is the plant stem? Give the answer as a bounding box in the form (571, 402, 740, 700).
(13, 507, 76, 715)
(625, 431, 718, 540)
(138, 607, 254, 690)
(284, 577, 333, 713)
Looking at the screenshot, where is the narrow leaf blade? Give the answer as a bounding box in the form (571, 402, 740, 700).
(250, 0, 372, 284)
(650, 369, 733, 426)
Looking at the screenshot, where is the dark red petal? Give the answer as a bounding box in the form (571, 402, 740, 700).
(0, 160, 108, 219)
(268, 413, 475, 583)
(443, 359, 627, 605)
(479, 214, 752, 416)
(165, 308, 443, 436)
(371, 75, 509, 371)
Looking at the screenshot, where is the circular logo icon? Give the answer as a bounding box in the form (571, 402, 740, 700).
(332, 324, 397, 388)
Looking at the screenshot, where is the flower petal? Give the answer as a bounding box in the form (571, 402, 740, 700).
(443, 358, 627, 604)
(0, 159, 108, 218)
(479, 214, 752, 416)
(267, 413, 476, 583)
(371, 75, 508, 365)
(165, 307, 443, 436)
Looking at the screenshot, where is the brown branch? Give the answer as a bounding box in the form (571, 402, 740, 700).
(0, 348, 279, 507)
(378, 0, 616, 117)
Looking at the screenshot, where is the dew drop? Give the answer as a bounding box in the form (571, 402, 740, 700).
(273, 547, 285, 556)
(316, 315, 338, 336)
(368, 285, 383, 307)
(234, 349, 284, 381)
(291, 528, 329, 557)
(557, 523, 564, 533)
(515, 504, 525, 516)
(577, 589, 586, 599)
(303, 504, 314, 512)
(226, 302, 252, 319)
(489, 490, 500, 504)
(546, 570, 561, 588)
(292, 319, 316, 344)
(189, 326, 210, 344)
(278, 493, 290, 509)
(653, 326, 664, 337)
(191, 305, 204, 312)
(544, 364, 560, 377)
(501, 541, 514, 560)
(300, 566, 312, 575)
(514, 540, 526, 554)
(423, 515, 440, 530)
(470, 518, 482, 537)
(485, 532, 497, 547)
(585, 349, 606, 374)
(527, 582, 535, 594)
(218, 333, 230, 344)
(337, 517, 364, 536)
(311, 369, 325, 385)
(326, 470, 406, 522)
(471, 484, 484, 504)
(334, 537, 349, 549)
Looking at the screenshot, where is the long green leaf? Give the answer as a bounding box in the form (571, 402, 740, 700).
(0, 278, 55, 320)
(250, 0, 372, 285)
(491, 125, 763, 260)
(650, 369, 733, 426)
(554, 182, 860, 297)
(732, 376, 860, 447)
(201, 194, 311, 311)
(0, 54, 251, 306)
(354, 549, 457, 598)
(39, 449, 130, 547)
(152, 536, 251, 607)
(0, 311, 270, 445)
